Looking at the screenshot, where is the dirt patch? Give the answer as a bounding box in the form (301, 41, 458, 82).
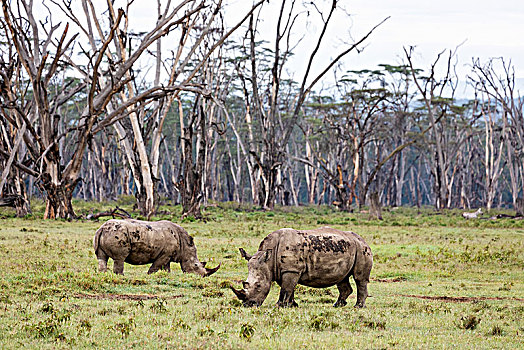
(73, 293, 184, 301)
(397, 294, 524, 303)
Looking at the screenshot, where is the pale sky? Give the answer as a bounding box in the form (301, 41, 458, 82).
(343, 0, 524, 75)
(224, 0, 524, 96)
(33, 0, 524, 97)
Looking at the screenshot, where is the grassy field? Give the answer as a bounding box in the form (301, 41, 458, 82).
(0, 201, 522, 349)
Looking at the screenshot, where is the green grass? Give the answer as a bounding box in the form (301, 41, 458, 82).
(0, 202, 523, 348)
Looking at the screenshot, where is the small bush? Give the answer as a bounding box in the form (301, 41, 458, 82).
(239, 323, 255, 340)
(150, 298, 168, 313)
(98, 308, 112, 316)
(310, 316, 328, 331)
(498, 282, 513, 291)
(172, 318, 191, 330)
(488, 325, 504, 336)
(112, 317, 135, 338)
(40, 302, 54, 313)
(78, 319, 92, 334)
(362, 318, 386, 330)
(309, 315, 339, 331)
(182, 216, 196, 223)
(458, 315, 480, 330)
(197, 325, 215, 336)
(130, 278, 147, 286)
(26, 308, 71, 340)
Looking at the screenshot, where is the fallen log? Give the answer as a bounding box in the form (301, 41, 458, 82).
(489, 214, 524, 220)
(0, 194, 23, 207)
(86, 206, 131, 220)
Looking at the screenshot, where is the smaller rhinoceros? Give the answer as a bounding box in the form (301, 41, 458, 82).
(231, 227, 372, 307)
(93, 219, 219, 276)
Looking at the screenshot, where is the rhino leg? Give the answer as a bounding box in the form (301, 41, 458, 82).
(277, 272, 300, 307)
(161, 262, 171, 272)
(353, 250, 372, 308)
(354, 279, 368, 308)
(96, 250, 109, 273)
(147, 254, 171, 274)
(334, 278, 353, 307)
(113, 259, 125, 275)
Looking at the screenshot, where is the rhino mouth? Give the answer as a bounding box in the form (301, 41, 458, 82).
(242, 300, 260, 307)
(230, 286, 261, 307)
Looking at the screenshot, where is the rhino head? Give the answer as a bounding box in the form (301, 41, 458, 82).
(180, 235, 220, 277)
(231, 248, 273, 307)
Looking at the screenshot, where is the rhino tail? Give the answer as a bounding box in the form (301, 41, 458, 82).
(93, 227, 103, 255)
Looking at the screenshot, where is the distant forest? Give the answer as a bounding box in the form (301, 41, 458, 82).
(1, 0, 523, 219)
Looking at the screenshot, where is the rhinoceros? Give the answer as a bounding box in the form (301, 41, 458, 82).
(231, 227, 372, 307)
(93, 219, 220, 276)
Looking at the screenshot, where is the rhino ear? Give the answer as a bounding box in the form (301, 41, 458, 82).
(263, 249, 272, 262)
(239, 248, 252, 261)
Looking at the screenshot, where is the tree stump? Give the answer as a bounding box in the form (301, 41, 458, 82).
(369, 192, 383, 220)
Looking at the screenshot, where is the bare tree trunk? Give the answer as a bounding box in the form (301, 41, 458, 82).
(515, 198, 524, 216)
(179, 102, 206, 219)
(369, 192, 383, 220)
(395, 152, 406, 206)
(482, 97, 505, 212)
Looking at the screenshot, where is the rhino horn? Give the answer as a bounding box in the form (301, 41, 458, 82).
(239, 248, 252, 261)
(230, 286, 247, 301)
(204, 263, 221, 277)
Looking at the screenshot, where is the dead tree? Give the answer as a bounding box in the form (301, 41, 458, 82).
(0, 0, 83, 218)
(404, 46, 470, 210)
(229, 1, 388, 209)
(0, 0, 266, 219)
(470, 58, 524, 211)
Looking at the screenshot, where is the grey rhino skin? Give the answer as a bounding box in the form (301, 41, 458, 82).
(94, 219, 219, 276)
(232, 227, 372, 307)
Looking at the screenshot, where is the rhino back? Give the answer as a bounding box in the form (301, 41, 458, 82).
(277, 228, 360, 288)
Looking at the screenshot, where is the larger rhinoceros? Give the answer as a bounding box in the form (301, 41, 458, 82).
(93, 219, 220, 276)
(231, 227, 372, 307)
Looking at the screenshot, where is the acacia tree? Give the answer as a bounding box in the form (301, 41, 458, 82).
(405, 47, 472, 209)
(378, 64, 417, 207)
(296, 71, 390, 211)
